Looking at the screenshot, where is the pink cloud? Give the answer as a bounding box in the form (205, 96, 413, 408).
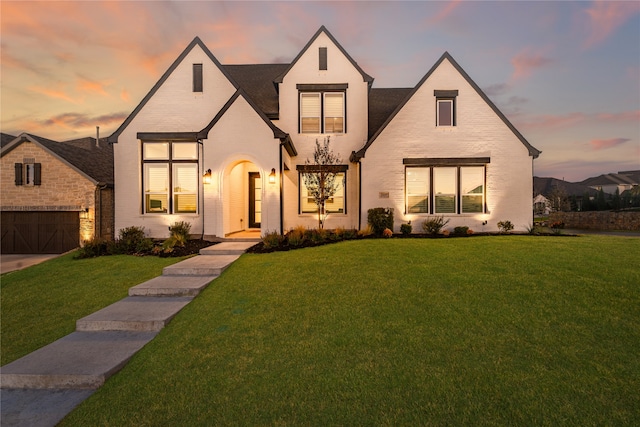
(426, 0, 462, 25)
(28, 86, 79, 104)
(583, 1, 640, 49)
(77, 78, 110, 97)
(120, 89, 131, 103)
(516, 110, 639, 131)
(510, 48, 553, 81)
(590, 138, 630, 150)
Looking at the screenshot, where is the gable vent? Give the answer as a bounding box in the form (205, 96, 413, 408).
(319, 47, 327, 70)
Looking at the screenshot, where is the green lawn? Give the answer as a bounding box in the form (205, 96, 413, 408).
(1, 253, 187, 365)
(13, 236, 640, 425)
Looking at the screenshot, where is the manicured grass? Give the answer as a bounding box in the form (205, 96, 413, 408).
(1, 253, 187, 365)
(57, 236, 640, 424)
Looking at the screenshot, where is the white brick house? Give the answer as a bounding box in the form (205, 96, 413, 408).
(109, 26, 540, 238)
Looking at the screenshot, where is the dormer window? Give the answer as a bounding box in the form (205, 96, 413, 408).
(193, 64, 203, 92)
(435, 90, 458, 126)
(298, 84, 347, 134)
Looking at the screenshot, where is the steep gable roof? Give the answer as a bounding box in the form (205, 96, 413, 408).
(274, 26, 374, 85)
(580, 172, 639, 187)
(368, 88, 413, 140)
(2, 133, 113, 184)
(352, 52, 541, 162)
(108, 36, 239, 143)
(1, 133, 17, 149)
(223, 64, 288, 119)
(534, 177, 598, 198)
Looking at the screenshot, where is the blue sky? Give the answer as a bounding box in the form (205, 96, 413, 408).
(1, 1, 638, 182)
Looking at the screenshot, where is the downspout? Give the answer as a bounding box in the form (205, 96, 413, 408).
(199, 139, 205, 240)
(279, 141, 284, 235)
(358, 160, 362, 230)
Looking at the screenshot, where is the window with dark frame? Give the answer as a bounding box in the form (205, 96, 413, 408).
(193, 63, 203, 92)
(14, 162, 41, 186)
(298, 86, 346, 134)
(434, 90, 458, 127)
(142, 142, 198, 214)
(299, 171, 346, 214)
(404, 160, 487, 215)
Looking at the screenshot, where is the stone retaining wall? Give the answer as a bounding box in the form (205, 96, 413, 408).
(549, 211, 640, 231)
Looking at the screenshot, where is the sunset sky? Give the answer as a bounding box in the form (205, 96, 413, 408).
(1, 0, 638, 182)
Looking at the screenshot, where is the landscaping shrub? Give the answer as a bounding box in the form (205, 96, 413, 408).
(497, 220, 514, 234)
(367, 207, 394, 236)
(118, 226, 154, 254)
(75, 238, 109, 259)
(358, 225, 373, 237)
(453, 226, 469, 236)
(550, 221, 565, 235)
(422, 216, 449, 235)
(383, 228, 393, 238)
(309, 228, 328, 243)
(286, 229, 305, 247)
(262, 231, 284, 249)
(163, 221, 192, 251)
(400, 222, 412, 235)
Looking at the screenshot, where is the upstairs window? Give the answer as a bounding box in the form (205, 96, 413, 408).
(143, 142, 198, 214)
(298, 84, 347, 134)
(193, 64, 203, 92)
(14, 161, 41, 186)
(434, 90, 458, 126)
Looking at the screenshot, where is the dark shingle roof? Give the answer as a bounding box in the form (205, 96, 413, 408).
(223, 64, 288, 119)
(27, 134, 113, 184)
(580, 173, 639, 187)
(368, 88, 413, 140)
(534, 177, 598, 197)
(1, 133, 17, 148)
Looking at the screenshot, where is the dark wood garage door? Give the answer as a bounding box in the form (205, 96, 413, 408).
(1, 211, 79, 254)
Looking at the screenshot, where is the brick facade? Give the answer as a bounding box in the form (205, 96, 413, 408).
(1, 140, 99, 243)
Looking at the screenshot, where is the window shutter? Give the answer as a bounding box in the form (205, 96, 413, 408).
(14, 163, 23, 185)
(34, 163, 42, 185)
(319, 47, 327, 70)
(193, 64, 203, 92)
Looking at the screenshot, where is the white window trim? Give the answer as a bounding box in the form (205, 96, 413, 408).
(436, 99, 454, 127)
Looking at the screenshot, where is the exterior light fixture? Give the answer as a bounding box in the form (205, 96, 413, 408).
(80, 208, 89, 219)
(203, 169, 212, 185)
(269, 168, 276, 184)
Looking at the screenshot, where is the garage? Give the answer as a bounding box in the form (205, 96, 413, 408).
(1, 211, 79, 254)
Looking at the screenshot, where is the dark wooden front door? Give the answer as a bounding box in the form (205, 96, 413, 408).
(1, 211, 79, 254)
(248, 172, 261, 229)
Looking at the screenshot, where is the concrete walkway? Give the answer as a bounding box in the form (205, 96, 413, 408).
(0, 241, 257, 427)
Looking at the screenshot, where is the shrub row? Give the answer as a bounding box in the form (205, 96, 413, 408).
(75, 222, 192, 259)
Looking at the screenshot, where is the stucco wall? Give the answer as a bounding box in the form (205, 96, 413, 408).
(361, 58, 534, 233)
(1, 140, 97, 242)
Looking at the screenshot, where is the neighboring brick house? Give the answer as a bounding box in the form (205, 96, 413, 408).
(1, 133, 114, 254)
(109, 26, 540, 238)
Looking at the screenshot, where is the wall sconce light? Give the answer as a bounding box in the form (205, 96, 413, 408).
(203, 169, 212, 185)
(80, 208, 89, 219)
(269, 168, 276, 184)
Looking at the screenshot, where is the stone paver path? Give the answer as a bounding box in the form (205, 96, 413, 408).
(0, 241, 257, 427)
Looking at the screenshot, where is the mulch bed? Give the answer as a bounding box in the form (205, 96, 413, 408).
(152, 239, 218, 257)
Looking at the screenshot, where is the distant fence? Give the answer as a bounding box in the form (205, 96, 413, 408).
(549, 211, 640, 231)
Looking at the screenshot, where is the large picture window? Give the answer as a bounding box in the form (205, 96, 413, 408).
(143, 142, 198, 214)
(299, 89, 345, 134)
(404, 161, 486, 215)
(299, 171, 346, 214)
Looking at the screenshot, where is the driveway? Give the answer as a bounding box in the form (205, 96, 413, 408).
(1, 254, 61, 274)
